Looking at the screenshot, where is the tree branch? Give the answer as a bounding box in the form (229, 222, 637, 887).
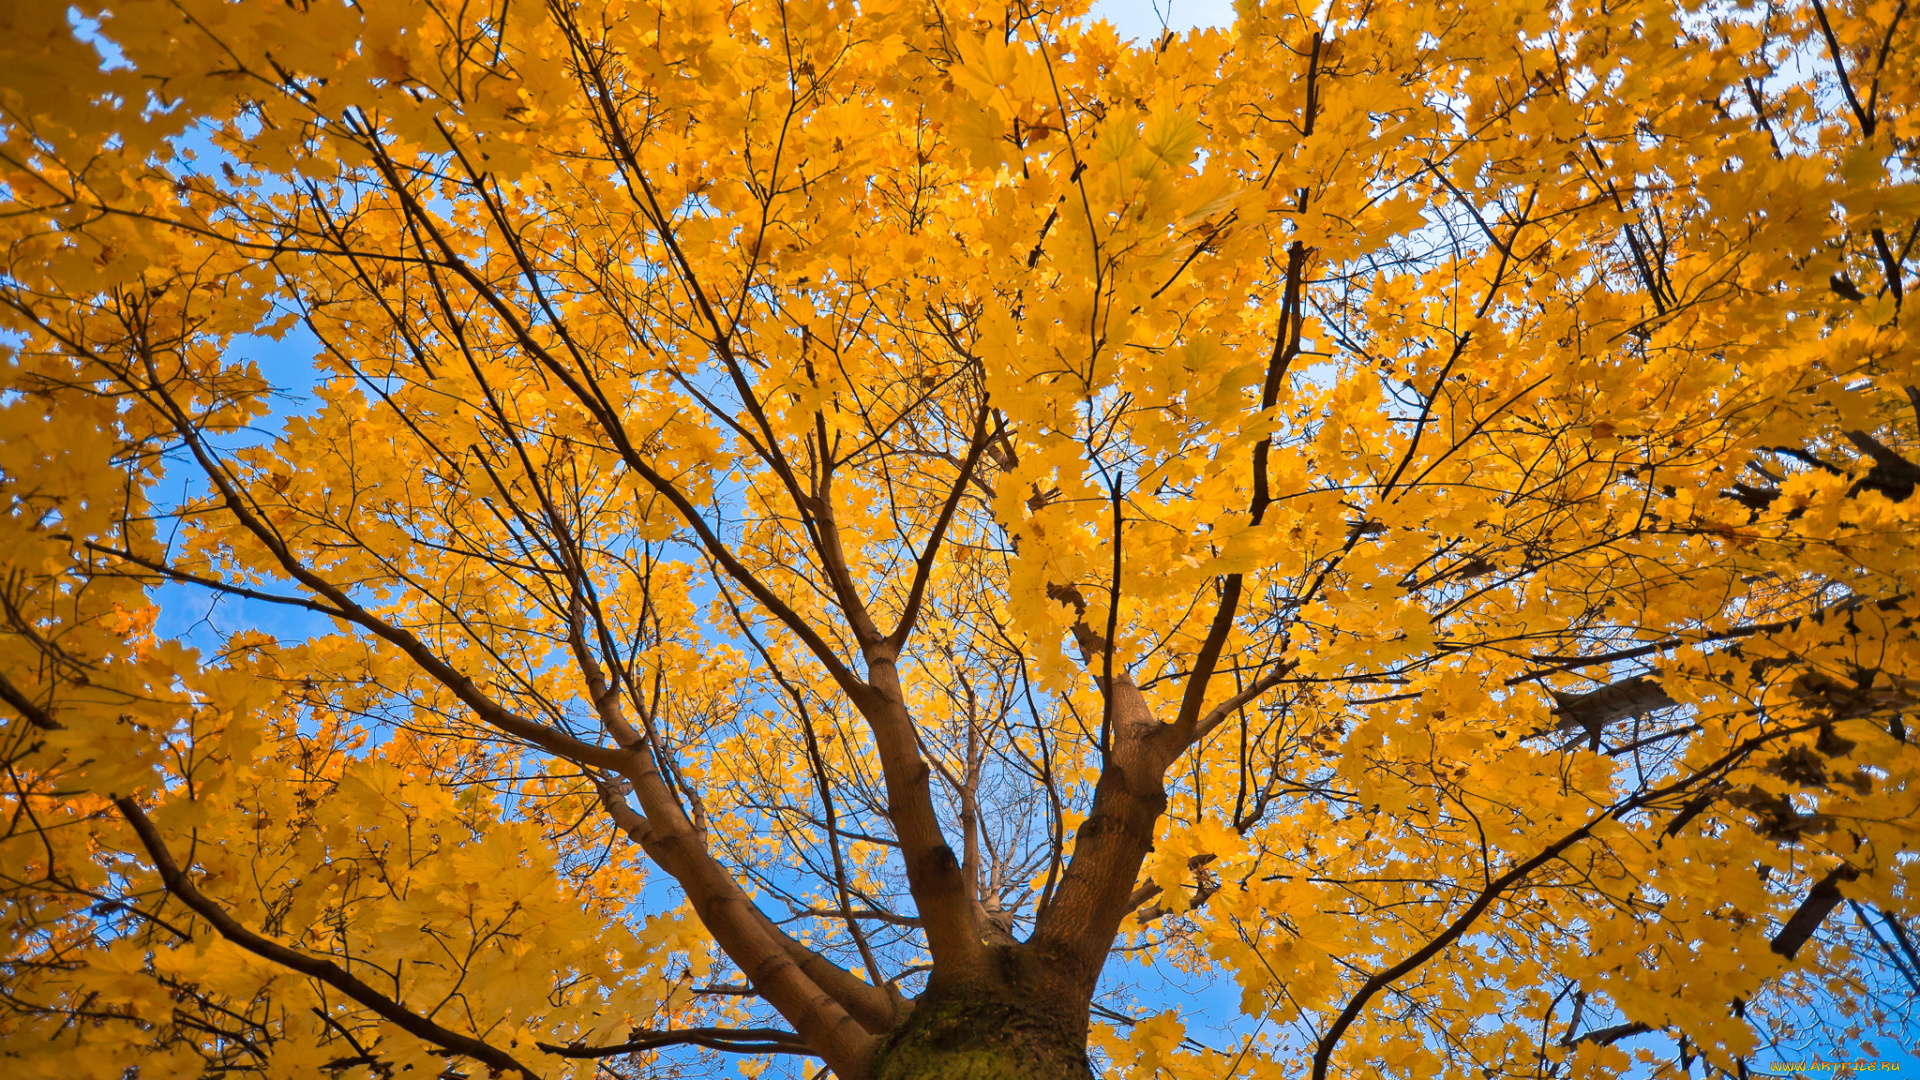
(537, 1026, 814, 1059)
(886, 396, 993, 652)
(1771, 865, 1861, 960)
(115, 798, 541, 1079)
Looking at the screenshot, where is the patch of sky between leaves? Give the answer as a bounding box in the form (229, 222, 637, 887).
(59, 8, 330, 649)
(1091, 0, 1239, 43)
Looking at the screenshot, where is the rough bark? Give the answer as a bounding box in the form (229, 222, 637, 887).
(868, 956, 1095, 1080)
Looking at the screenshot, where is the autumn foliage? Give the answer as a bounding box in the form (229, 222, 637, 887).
(2, 0, 1919, 1077)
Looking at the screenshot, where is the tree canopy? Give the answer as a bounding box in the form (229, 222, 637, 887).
(2, 0, 1919, 1077)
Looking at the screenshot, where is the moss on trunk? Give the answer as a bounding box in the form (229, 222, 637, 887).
(869, 985, 1094, 1080)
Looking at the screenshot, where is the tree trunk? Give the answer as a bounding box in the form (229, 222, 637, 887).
(869, 962, 1095, 1080)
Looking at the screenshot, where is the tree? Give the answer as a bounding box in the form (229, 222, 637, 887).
(1, 0, 1918, 1077)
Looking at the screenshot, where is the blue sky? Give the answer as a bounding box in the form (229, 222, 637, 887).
(1092, 0, 1238, 40)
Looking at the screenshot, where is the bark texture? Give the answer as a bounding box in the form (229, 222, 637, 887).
(869, 974, 1095, 1080)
